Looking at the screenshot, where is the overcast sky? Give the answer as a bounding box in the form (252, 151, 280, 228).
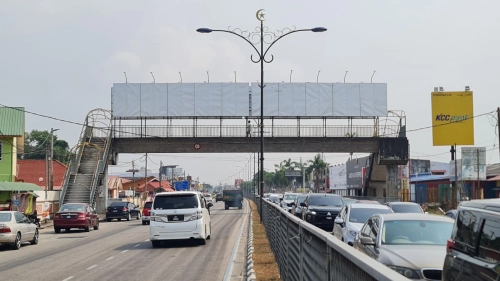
(1, 1, 499, 186)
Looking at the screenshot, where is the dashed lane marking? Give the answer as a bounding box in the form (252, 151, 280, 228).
(87, 265, 97, 270)
(144, 239, 149, 242)
(62, 277, 74, 281)
(106, 257, 114, 261)
(121, 250, 128, 253)
(134, 244, 140, 247)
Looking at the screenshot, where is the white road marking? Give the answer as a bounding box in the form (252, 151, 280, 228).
(62, 277, 74, 281)
(121, 250, 128, 253)
(87, 265, 97, 270)
(144, 239, 149, 242)
(106, 256, 114, 261)
(134, 244, 140, 247)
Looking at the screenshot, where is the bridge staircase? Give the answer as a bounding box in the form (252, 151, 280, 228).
(60, 109, 112, 209)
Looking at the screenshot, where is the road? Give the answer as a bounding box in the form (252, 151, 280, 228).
(0, 200, 249, 281)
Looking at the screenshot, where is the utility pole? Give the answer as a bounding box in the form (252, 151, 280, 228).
(132, 161, 136, 199)
(451, 145, 458, 209)
(477, 148, 481, 199)
(48, 128, 59, 191)
(497, 107, 500, 161)
(159, 161, 163, 193)
(144, 153, 148, 202)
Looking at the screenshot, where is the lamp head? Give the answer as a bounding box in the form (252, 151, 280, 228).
(196, 28, 213, 33)
(311, 27, 327, 32)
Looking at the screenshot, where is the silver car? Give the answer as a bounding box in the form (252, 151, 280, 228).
(0, 211, 39, 250)
(333, 203, 394, 246)
(353, 213, 454, 280)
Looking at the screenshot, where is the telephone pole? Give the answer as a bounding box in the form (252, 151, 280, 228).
(159, 161, 163, 192)
(48, 128, 59, 191)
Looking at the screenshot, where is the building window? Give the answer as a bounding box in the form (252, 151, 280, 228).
(0, 140, 2, 161)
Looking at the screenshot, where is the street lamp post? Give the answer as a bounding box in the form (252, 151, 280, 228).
(197, 10, 326, 222)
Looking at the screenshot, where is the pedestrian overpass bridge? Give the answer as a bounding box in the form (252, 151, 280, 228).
(59, 82, 409, 215)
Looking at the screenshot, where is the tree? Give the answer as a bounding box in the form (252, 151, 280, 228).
(292, 158, 310, 188)
(307, 154, 328, 193)
(21, 130, 71, 164)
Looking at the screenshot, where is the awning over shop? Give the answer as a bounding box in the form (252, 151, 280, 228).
(487, 175, 500, 182)
(0, 182, 43, 191)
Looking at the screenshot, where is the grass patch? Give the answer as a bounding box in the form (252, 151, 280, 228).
(250, 200, 281, 281)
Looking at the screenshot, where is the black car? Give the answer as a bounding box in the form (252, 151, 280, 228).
(215, 193, 223, 202)
(443, 199, 500, 281)
(300, 194, 344, 230)
(106, 202, 141, 222)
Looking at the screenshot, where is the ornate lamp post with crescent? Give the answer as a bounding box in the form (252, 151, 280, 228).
(197, 10, 326, 222)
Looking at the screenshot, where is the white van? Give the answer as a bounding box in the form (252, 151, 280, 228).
(149, 191, 213, 247)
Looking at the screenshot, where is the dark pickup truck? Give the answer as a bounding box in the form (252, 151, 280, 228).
(223, 190, 243, 210)
(300, 194, 344, 230)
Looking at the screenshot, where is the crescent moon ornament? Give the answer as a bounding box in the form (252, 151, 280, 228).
(256, 9, 266, 22)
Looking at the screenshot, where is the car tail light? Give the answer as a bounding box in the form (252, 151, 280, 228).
(446, 239, 455, 254)
(122, 207, 127, 211)
(0, 224, 11, 233)
(143, 209, 150, 216)
(188, 211, 203, 221)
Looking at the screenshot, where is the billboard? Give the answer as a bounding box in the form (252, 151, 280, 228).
(329, 165, 347, 190)
(409, 159, 431, 176)
(431, 91, 474, 146)
(449, 159, 462, 182)
(346, 156, 370, 189)
(461, 147, 486, 180)
(111, 82, 388, 119)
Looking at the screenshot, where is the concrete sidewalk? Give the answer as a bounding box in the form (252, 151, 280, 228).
(38, 214, 107, 229)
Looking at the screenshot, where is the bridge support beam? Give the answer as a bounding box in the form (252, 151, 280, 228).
(385, 165, 399, 199)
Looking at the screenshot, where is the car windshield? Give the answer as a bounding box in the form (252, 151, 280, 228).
(297, 195, 308, 203)
(390, 204, 423, 213)
(284, 194, 297, 200)
(144, 202, 152, 208)
(382, 220, 453, 245)
(269, 196, 279, 202)
(153, 194, 199, 209)
(348, 208, 393, 223)
(0, 213, 11, 222)
(60, 204, 86, 212)
(204, 194, 211, 197)
(309, 196, 343, 207)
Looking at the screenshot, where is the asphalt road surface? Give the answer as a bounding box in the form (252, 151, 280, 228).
(0, 201, 249, 281)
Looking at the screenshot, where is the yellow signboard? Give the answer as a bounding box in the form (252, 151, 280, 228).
(431, 91, 474, 146)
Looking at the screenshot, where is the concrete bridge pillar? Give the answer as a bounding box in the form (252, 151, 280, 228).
(385, 165, 399, 199)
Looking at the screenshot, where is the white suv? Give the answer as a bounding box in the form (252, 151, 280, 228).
(150, 191, 213, 247)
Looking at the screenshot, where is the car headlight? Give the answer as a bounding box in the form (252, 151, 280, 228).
(387, 266, 420, 279)
(307, 210, 316, 215)
(348, 229, 357, 237)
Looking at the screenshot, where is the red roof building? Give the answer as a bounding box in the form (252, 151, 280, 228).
(16, 159, 68, 190)
(137, 178, 174, 193)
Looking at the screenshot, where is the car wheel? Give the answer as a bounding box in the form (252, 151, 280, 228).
(55, 228, 61, 233)
(127, 213, 131, 221)
(118, 218, 121, 221)
(84, 225, 90, 232)
(65, 228, 70, 232)
(152, 241, 161, 248)
(94, 221, 99, 230)
(198, 238, 206, 245)
(106, 218, 112, 222)
(31, 229, 39, 245)
(147, 221, 150, 225)
(136, 213, 140, 220)
(142, 221, 147, 225)
(12, 233, 21, 250)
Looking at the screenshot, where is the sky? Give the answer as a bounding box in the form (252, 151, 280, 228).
(1, 1, 499, 186)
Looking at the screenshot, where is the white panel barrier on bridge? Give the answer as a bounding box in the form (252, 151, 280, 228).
(111, 82, 388, 119)
(247, 195, 409, 281)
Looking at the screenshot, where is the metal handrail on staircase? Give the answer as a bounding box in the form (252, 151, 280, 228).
(60, 114, 92, 205)
(89, 126, 112, 208)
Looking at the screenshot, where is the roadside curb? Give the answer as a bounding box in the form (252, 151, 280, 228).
(245, 201, 256, 281)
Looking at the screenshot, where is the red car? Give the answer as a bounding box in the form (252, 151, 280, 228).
(54, 203, 99, 233)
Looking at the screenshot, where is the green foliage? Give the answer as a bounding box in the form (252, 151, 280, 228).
(21, 130, 71, 164)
